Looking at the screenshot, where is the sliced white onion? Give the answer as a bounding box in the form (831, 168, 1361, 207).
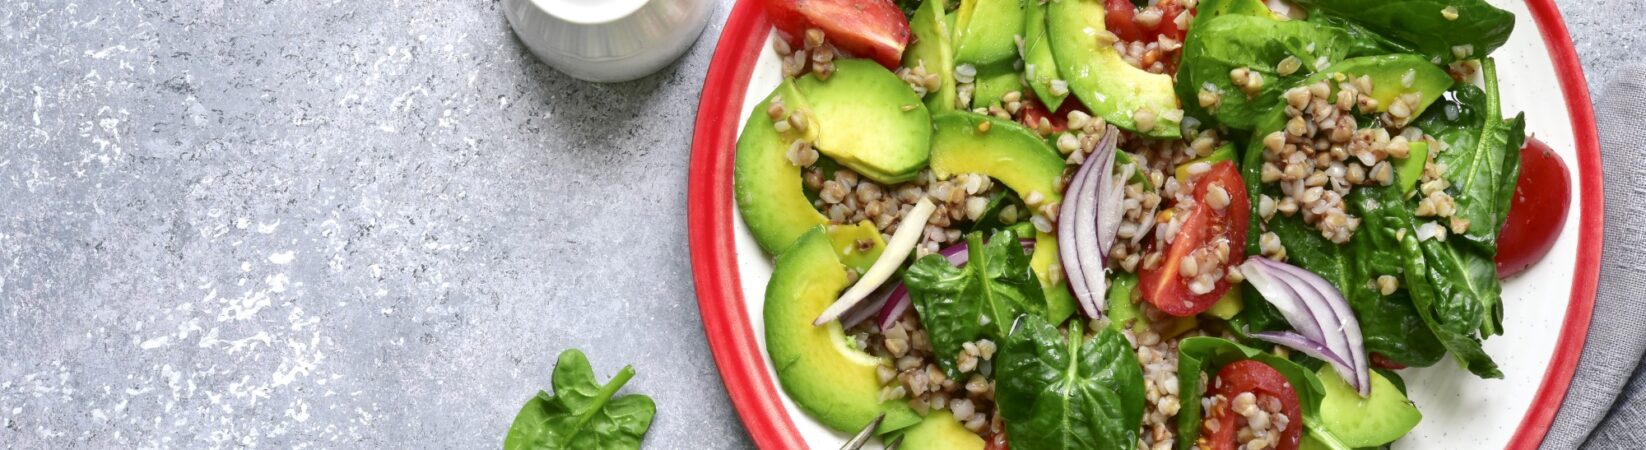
(1240, 256, 1370, 396)
(815, 198, 937, 326)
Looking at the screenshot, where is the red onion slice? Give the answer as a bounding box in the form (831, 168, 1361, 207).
(1254, 257, 1370, 396)
(1240, 256, 1370, 396)
(1251, 330, 1355, 377)
(1060, 126, 1121, 317)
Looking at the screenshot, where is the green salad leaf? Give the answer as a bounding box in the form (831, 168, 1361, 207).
(1240, 138, 1447, 368)
(1291, 0, 1516, 64)
(505, 349, 657, 450)
(905, 229, 1048, 377)
(996, 315, 1145, 450)
(1174, 337, 1352, 450)
(1356, 186, 1503, 378)
(1178, 14, 1356, 129)
(1410, 59, 1524, 336)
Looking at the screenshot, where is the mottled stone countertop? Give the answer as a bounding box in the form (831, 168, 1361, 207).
(0, 0, 1638, 448)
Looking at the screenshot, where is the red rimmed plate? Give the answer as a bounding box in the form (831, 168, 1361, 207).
(688, 1, 1602, 447)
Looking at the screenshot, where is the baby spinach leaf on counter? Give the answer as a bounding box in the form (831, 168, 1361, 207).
(1239, 139, 1445, 368)
(1174, 337, 1352, 450)
(1178, 14, 1355, 130)
(505, 349, 657, 450)
(906, 229, 1048, 377)
(1400, 233, 1503, 378)
(996, 315, 1145, 450)
(1290, 0, 1515, 63)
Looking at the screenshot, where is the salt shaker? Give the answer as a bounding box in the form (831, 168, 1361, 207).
(503, 0, 715, 83)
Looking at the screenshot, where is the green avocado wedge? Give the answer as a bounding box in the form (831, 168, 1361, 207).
(764, 228, 922, 435)
(929, 113, 1076, 324)
(734, 80, 827, 255)
(905, 0, 959, 113)
(895, 411, 986, 450)
(795, 59, 932, 185)
(1317, 366, 1422, 447)
(953, 0, 1024, 67)
(1047, 0, 1182, 138)
(1022, 0, 1067, 110)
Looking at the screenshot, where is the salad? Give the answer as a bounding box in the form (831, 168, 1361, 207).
(734, 0, 1573, 448)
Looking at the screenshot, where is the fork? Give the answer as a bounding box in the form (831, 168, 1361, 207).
(839, 413, 903, 450)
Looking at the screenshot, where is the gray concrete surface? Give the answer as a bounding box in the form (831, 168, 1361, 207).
(0, 0, 1636, 448)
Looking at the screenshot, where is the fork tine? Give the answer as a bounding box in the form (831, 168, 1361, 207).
(884, 434, 905, 450)
(838, 412, 886, 450)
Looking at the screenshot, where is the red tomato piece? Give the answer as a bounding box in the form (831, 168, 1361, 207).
(1155, 0, 1188, 44)
(1018, 97, 1088, 133)
(1370, 353, 1408, 370)
(1202, 360, 1304, 450)
(1139, 161, 1251, 317)
(1104, 0, 1147, 42)
(1496, 137, 1570, 278)
(761, 0, 911, 70)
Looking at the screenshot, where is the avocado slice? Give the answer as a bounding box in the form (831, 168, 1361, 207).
(796, 59, 933, 185)
(905, 0, 959, 113)
(953, 0, 1024, 67)
(1308, 55, 1453, 119)
(1248, 55, 1453, 157)
(735, 80, 828, 255)
(929, 112, 1076, 324)
(1317, 365, 1422, 447)
(1396, 140, 1429, 194)
(764, 227, 922, 434)
(828, 221, 888, 273)
(1174, 143, 1239, 181)
(1047, 0, 1182, 138)
(896, 411, 985, 450)
(971, 63, 1023, 109)
(1022, 0, 1067, 110)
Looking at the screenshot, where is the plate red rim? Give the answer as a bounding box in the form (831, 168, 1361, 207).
(687, 1, 1604, 448)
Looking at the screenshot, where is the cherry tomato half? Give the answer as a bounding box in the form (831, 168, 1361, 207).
(1018, 97, 1088, 133)
(1496, 137, 1570, 278)
(761, 0, 911, 70)
(1203, 360, 1304, 450)
(1140, 161, 1251, 317)
(1105, 0, 1189, 44)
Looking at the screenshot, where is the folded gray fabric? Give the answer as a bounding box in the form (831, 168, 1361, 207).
(1540, 65, 1646, 450)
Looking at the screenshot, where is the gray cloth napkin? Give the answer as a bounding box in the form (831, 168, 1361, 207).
(1541, 65, 1646, 450)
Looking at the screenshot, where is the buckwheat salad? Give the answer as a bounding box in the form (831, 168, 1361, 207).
(735, 0, 1570, 449)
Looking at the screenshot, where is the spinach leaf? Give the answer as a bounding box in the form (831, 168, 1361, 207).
(1401, 233, 1503, 378)
(1303, 15, 1419, 58)
(1412, 59, 1526, 255)
(996, 315, 1145, 450)
(1174, 337, 1353, 450)
(906, 229, 1048, 377)
(505, 349, 657, 450)
(1177, 14, 1355, 130)
(1348, 185, 1502, 378)
(1409, 59, 1523, 336)
(1291, 0, 1515, 63)
(1239, 137, 1446, 368)
(1343, 188, 1449, 367)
